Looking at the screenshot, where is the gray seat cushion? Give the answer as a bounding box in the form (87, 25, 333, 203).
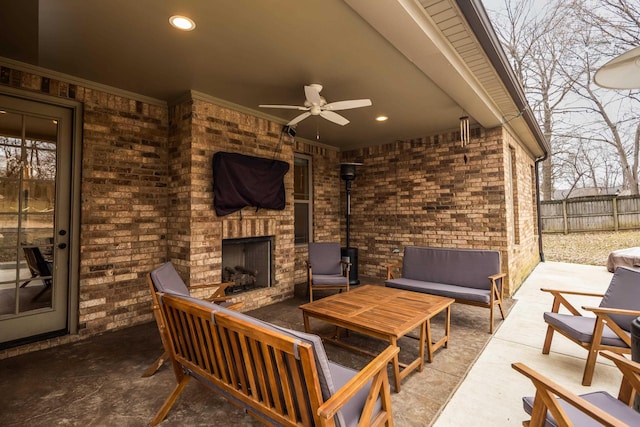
(543, 312, 629, 348)
(313, 274, 348, 286)
(386, 278, 490, 303)
(522, 391, 640, 427)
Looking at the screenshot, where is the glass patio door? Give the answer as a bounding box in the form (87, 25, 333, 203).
(0, 94, 72, 346)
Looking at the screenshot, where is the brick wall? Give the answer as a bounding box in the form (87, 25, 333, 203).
(172, 92, 297, 311)
(503, 128, 540, 290)
(292, 141, 342, 288)
(0, 66, 540, 358)
(79, 89, 168, 333)
(340, 126, 540, 295)
(0, 66, 169, 358)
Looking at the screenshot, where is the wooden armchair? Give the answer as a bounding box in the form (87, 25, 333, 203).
(142, 262, 242, 377)
(307, 242, 351, 302)
(541, 266, 640, 386)
(513, 351, 640, 426)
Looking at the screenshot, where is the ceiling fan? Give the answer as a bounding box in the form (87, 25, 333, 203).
(259, 84, 372, 126)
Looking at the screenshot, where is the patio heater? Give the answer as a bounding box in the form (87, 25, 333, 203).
(341, 162, 362, 285)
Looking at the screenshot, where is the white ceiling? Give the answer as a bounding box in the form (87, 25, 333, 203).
(0, 0, 546, 155)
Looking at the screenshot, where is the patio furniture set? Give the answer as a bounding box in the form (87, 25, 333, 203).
(516, 264, 640, 426)
(144, 244, 640, 426)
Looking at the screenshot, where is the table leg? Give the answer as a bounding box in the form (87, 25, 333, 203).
(426, 318, 434, 363)
(418, 321, 426, 372)
(303, 312, 310, 333)
(390, 336, 401, 393)
(445, 305, 451, 348)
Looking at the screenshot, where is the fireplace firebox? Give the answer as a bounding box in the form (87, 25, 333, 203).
(221, 236, 273, 294)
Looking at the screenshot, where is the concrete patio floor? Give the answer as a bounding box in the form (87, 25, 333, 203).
(0, 261, 625, 426)
(434, 261, 621, 426)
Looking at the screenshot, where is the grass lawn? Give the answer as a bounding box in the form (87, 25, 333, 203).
(542, 229, 640, 266)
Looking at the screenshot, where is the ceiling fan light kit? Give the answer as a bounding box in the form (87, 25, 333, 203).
(259, 84, 372, 127)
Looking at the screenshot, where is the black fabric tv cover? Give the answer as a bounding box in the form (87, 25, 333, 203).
(212, 152, 290, 216)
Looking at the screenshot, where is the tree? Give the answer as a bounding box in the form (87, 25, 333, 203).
(486, 0, 640, 198)
(567, 0, 640, 194)
(488, 0, 582, 200)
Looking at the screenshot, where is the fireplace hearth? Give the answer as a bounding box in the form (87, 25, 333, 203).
(222, 236, 273, 294)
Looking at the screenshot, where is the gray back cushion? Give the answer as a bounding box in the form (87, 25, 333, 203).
(402, 246, 501, 290)
(150, 262, 190, 296)
(600, 266, 640, 332)
(309, 242, 342, 275)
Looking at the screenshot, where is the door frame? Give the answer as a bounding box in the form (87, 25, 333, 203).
(1, 85, 83, 336)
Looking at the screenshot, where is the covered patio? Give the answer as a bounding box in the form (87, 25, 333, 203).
(0, 0, 548, 358)
(0, 261, 621, 426)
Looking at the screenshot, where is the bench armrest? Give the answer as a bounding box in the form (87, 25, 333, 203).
(601, 350, 640, 405)
(541, 288, 605, 317)
(383, 261, 402, 280)
(584, 306, 640, 317)
(488, 272, 506, 281)
(190, 281, 234, 297)
(512, 362, 626, 426)
(317, 345, 399, 422)
(541, 288, 605, 298)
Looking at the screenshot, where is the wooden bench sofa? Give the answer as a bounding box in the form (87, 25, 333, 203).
(385, 246, 506, 333)
(148, 267, 399, 426)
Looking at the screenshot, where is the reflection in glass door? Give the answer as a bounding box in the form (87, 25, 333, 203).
(0, 94, 72, 346)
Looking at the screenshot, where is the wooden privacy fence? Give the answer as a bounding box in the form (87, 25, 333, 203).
(541, 195, 640, 233)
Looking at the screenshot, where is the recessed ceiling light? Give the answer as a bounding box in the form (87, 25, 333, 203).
(376, 115, 388, 122)
(169, 15, 196, 31)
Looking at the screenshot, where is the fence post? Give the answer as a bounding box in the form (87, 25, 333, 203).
(613, 197, 619, 231)
(562, 199, 568, 235)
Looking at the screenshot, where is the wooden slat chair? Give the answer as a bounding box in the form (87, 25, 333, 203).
(512, 351, 640, 426)
(541, 266, 640, 386)
(151, 291, 398, 426)
(307, 242, 351, 302)
(143, 261, 242, 377)
(20, 246, 53, 302)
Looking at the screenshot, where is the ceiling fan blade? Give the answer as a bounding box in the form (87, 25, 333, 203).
(304, 85, 323, 105)
(287, 112, 311, 126)
(320, 110, 349, 126)
(324, 99, 372, 111)
(258, 104, 308, 111)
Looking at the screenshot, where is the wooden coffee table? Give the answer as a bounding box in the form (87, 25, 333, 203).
(299, 285, 454, 392)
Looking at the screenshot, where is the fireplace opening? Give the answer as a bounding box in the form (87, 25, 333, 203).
(222, 236, 273, 294)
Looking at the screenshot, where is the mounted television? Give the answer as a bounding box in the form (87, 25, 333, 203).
(212, 152, 290, 216)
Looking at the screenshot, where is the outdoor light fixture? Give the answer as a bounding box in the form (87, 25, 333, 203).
(594, 46, 640, 89)
(460, 115, 470, 147)
(169, 15, 196, 31)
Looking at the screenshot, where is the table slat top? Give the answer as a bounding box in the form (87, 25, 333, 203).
(299, 285, 454, 336)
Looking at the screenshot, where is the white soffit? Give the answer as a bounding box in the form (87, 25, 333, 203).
(346, 0, 526, 133)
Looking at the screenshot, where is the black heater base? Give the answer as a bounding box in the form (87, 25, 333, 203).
(341, 247, 360, 285)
